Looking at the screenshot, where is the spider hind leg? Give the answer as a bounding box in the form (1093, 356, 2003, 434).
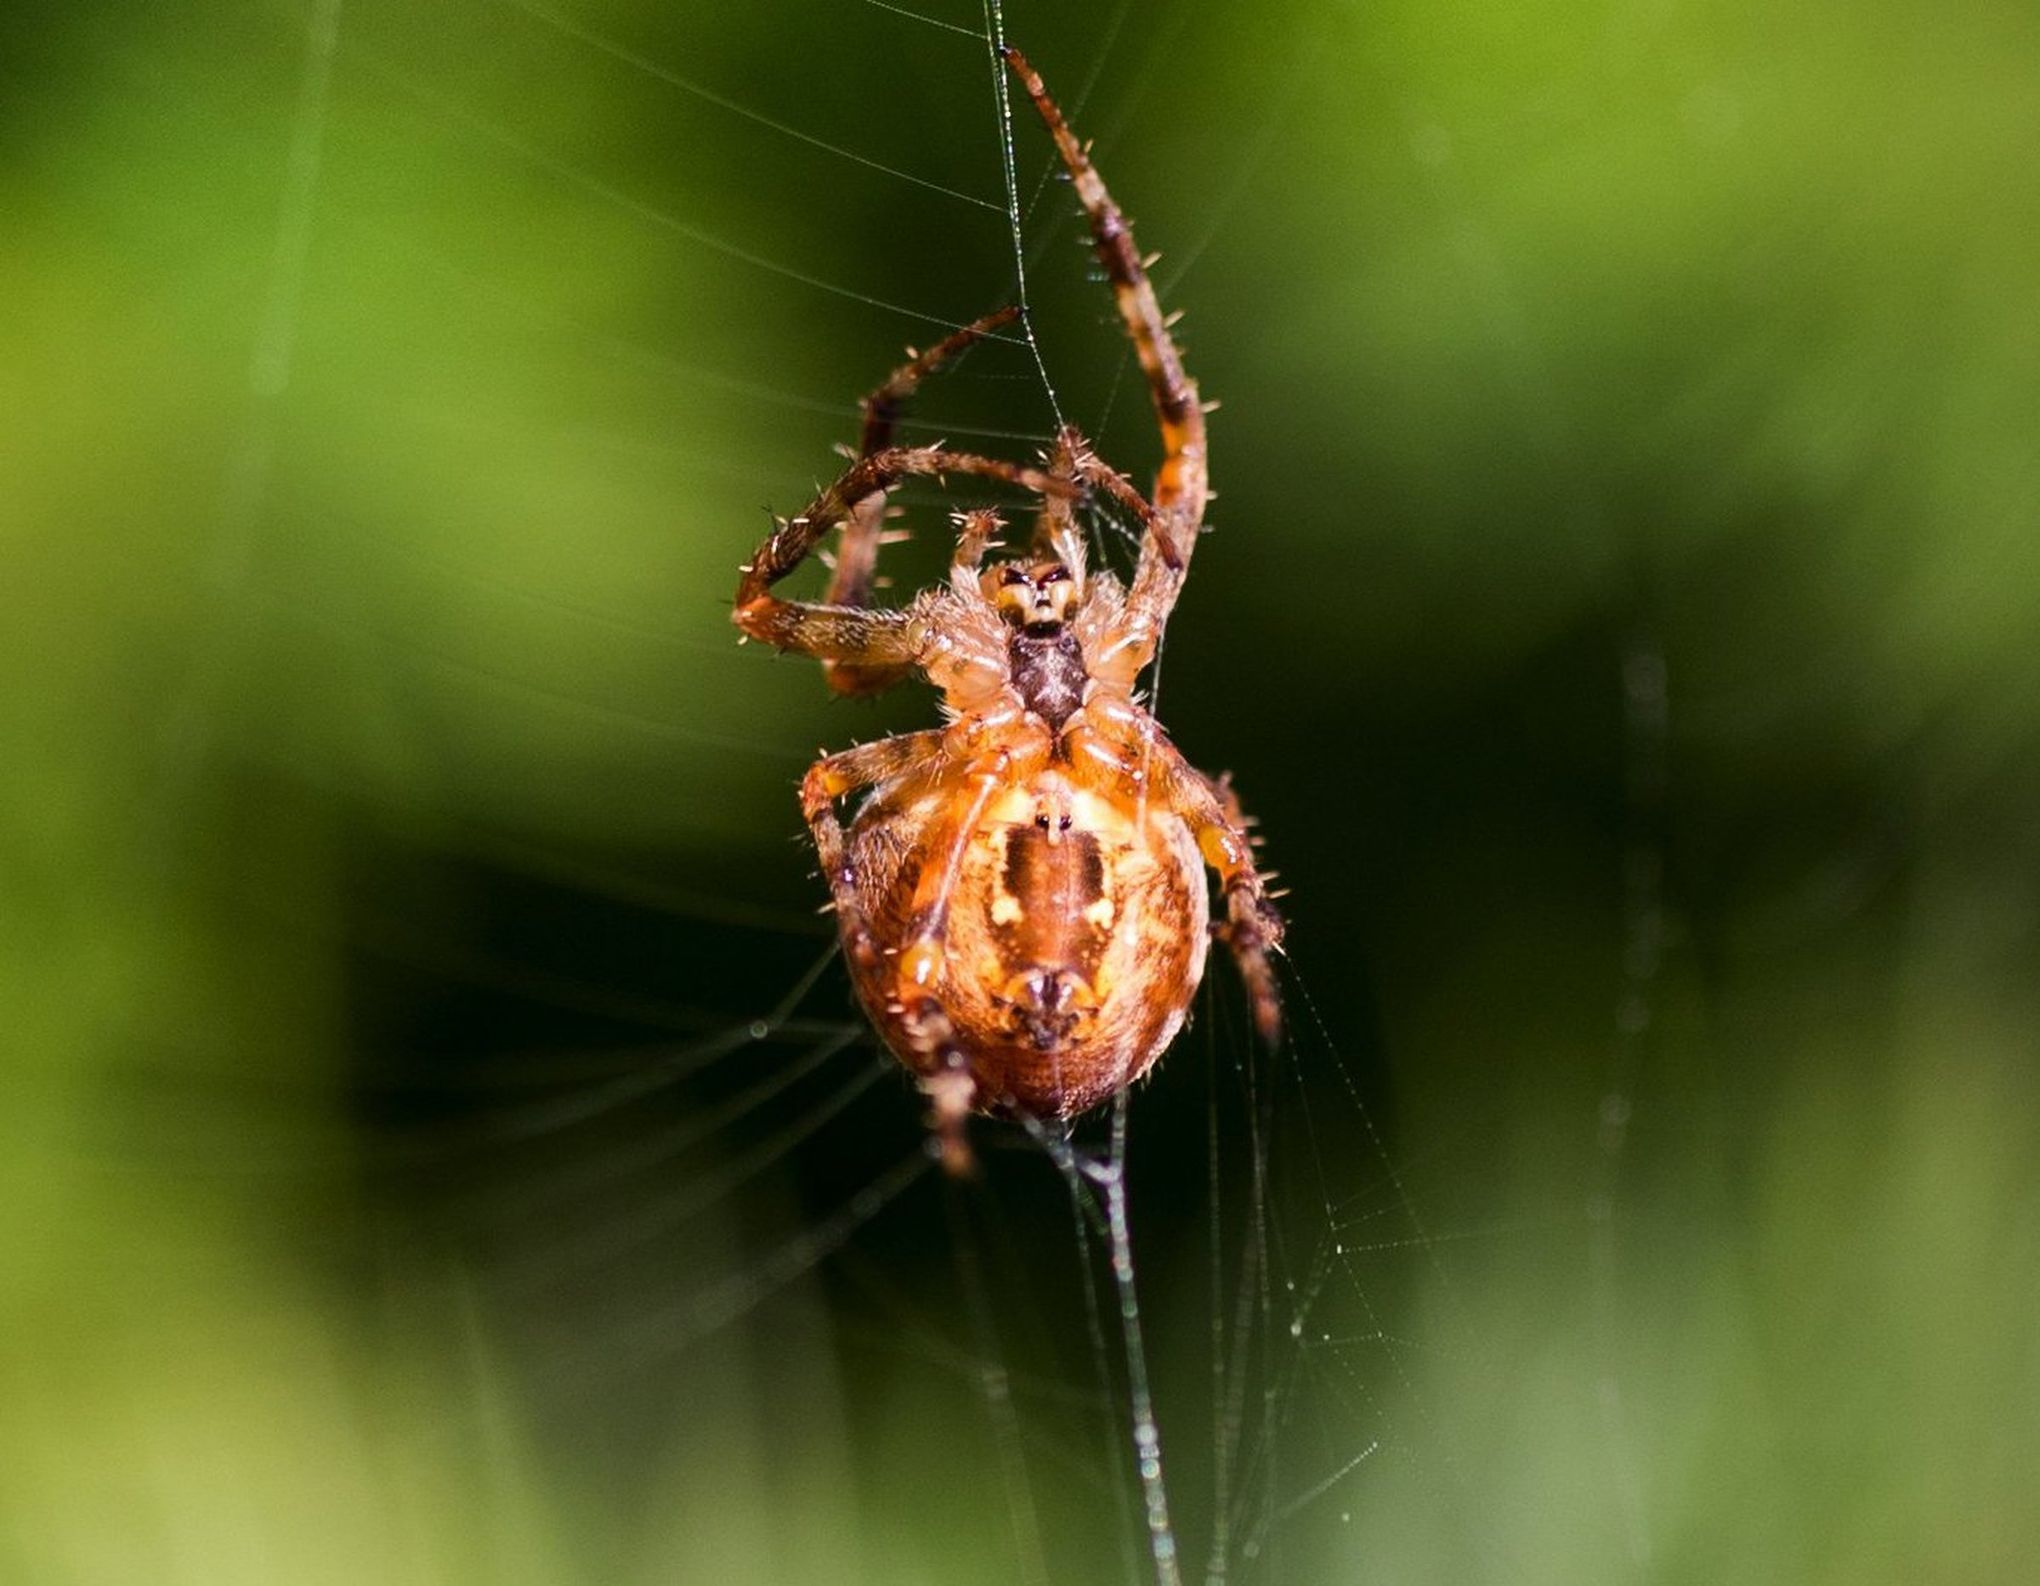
(1067, 707, 1287, 1048)
(1203, 771, 1286, 1048)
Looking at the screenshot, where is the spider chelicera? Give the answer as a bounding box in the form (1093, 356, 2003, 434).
(733, 47, 1282, 1170)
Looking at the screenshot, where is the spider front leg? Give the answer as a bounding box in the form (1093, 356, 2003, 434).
(824, 307, 1021, 696)
(1005, 48, 1208, 638)
(1067, 705, 1286, 1046)
(733, 444, 1069, 666)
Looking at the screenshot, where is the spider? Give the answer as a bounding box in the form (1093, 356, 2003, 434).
(733, 47, 1282, 1171)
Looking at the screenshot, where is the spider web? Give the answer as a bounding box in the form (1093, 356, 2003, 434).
(281, 2, 1435, 1578)
(14, 2, 1517, 1581)
(7, 1, 1564, 1581)
(25, 0, 2035, 1582)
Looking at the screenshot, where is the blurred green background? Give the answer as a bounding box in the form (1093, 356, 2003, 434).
(5, 0, 2037, 1581)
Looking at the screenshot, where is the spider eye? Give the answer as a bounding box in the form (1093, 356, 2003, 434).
(1040, 565, 1071, 584)
(998, 566, 1030, 587)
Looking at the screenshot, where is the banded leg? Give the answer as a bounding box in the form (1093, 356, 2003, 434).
(1202, 771, 1285, 1049)
(802, 732, 979, 1173)
(1026, 431, 1089, 587)
(1003, 47, 1208, 646)
(1063, 426, 1159, 565)
(733, 444, 1071, 661)
(825, 307, 1022, 695)
(882, 757, 1009, 1174)
(800, 731, 951, 969)
(1028, 427, 1162, 596)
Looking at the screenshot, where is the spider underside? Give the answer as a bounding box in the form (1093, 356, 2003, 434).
(733, 48, 1283, 1170)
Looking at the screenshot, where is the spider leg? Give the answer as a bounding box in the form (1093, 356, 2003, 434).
(801, 732, 952, 964)
(1064, 428, 1158, 551)
(819, 487, 909, 697)
(891, 732, 1050, 1000)
(824, 307, 1021, 695)
(882, 759, 1010, 1175)
(1027, 431, 1088, 585)
(1200, 770, 1286, 1049)
(733, 444, 1071, 665)
(1004, 48, 1207, 648)
(855, 309, 1023, 462)
(949, 507, 1004, 587)
(1065, 701, 1285, 1046)
(738, 594, 923, 676)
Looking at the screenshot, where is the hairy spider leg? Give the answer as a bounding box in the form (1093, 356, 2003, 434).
(825, 307, 1023, 696)
(949, 505, 1004, 584)
(800, 731, 985, 1173)
(1023, 432, 1091, 590)
(733, 445, 1070, 663)
(1065, 697, 1285, 1046)
(1026, 428, 1166, 598)
(1003, 46, 1208, 673)
(1079, 451, 1162, 557)
(1200, 771, 1285, 1049)
(801, 731, 952, 948)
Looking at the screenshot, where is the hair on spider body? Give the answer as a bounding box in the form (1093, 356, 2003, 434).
(731, 48, 1283, 1171)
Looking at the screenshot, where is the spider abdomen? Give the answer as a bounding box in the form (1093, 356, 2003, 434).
(845, 774, 1209, 1119)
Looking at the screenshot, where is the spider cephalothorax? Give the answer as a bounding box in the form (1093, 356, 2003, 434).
(988, 559, 1085, 724)
(733, 48, 1282, 1169)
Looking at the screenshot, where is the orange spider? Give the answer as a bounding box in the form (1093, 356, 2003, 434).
(733, 48, 1282, 1170)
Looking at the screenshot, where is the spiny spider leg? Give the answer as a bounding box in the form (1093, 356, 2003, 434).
(733, 444, 1071, 663)
(1003, 48, 1208, 597)
(1026, 432, 1089, 585)
(1202, 770, 1285, 1049)
(856, 308, 1023, 461)
(800, 730, 989, 1172)
(825, 306, 1022, 696)
(800, 730, 952, 937)
(949, 506, 1005, 585)
(1062, 427, 1160, 554)
(894, 733, 1052, 999)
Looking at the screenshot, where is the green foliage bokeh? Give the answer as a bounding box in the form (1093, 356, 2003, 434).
(4, 1, 2036, 1581)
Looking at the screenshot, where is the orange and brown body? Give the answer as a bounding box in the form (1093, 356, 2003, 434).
(733, 50, 1283, 1167)
(844, 773, 1209, 1119)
